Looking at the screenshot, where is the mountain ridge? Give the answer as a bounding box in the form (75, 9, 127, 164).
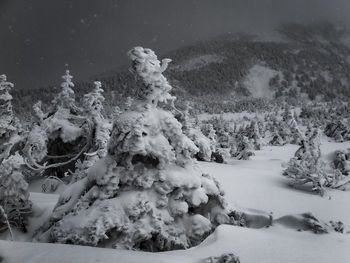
(10, 22, 350, 117)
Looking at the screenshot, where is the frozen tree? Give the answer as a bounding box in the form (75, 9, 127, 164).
(334, 132, 344, 143)
(0, 75, 31, 232)
(0, 152, 32, 232)
(283, 129, 349, 195)
(83, 81, 105, 118)
(256, 120, 266, 138)
(24, 71, 94, 178)
(282, 105, 292, 122)
(283, 133, 326, 195)
(0, 74, 23, 163)
(124, 96, 134, 111)
(281, 108, 304, 145)
(201, 123, 226, 163)
(83, 81, 110, 156)
(51, 70, 79, 113)
(32, 101, 48, 122)
(128, 46, 175, 106)
(111, 105, 122, 120)
(246, 120, 263, 150)
(288, 116, 303, 145)
(331, 150, 349, 176)
(324, 120, 348, 141)
(208, 116, 236, 162)
(233, 135, 254, 160)
(72, 81, 111, 181)
(35, 47, 232, 251)
(269, 126, 287, 146)
(177, 102, 212, 162)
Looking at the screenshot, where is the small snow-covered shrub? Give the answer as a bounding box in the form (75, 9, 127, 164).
(269, 129, 286, 146)
(324, 120, 350, 141)
(0, 153, 32, 232)
(233, 136, 254, 160)
(36, 47, 233, 251)
(283, 129, 350, 195)
(204, 253, 240, 263)
(330, 150, 349, 176)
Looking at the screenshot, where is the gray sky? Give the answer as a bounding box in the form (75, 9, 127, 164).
(1, 0, 350, 89)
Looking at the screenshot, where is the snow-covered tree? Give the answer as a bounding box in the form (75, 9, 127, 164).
(32, 101, 48, 122)
(331, 150, 349, 176)
(0, 152, 32, 232)
(177, 102, 212, 162)
(281, 108, 303, 145)
(233, 135, 254, 160)
(201, 123, 227, 163)
(36, 47, 232, 251)
(72, 81, 111, 181)
(324, 120, 350, 142)
(83, 81, 110, 156)
(283, 129, 349, 195)
(245, 120, 263, 150)
(208, 116, 236, 162)
(51, 70, 78, 113)
(24, 71, 93, 178)
(124, 96, 134, 111)
(269, 124, 287, 146)
(111, 105, 122, 120)
(0, 74, 22, 163)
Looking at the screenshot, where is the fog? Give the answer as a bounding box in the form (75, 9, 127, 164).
(1, 0, 350, 89)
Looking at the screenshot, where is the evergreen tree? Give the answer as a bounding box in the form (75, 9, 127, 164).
(178, 102, 212, 162)
(283, 129, 349, 195)
(0, 74, 22, 162)
(36, 47, 232, 251)
(24, 71, 92, 178)
(269, 127, 285, 146)
(0, 152, 32, 232)
(246, 120, 263, 150)
(71, 81, 111, 181)
(51, 70, 78, 113)
(286, 111, 303, 145)
(234, 135, 254, 160)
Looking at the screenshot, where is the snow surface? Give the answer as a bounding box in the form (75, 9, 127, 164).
(1, 138, 350, 263)
(200, 140, 350, 226)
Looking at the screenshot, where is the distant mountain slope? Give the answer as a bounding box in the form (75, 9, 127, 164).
(11, 22, 350, 117)
(164, 22, 350, 101)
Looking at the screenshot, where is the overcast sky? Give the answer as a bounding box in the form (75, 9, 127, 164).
(1, 0, 350, 90)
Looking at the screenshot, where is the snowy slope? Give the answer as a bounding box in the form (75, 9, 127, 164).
(200, 141, 350, 226)
(1, 139, 350, 263)
(1, 225, 349, 263)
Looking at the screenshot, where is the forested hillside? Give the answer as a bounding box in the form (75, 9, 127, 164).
(12, 22, 350, 119)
